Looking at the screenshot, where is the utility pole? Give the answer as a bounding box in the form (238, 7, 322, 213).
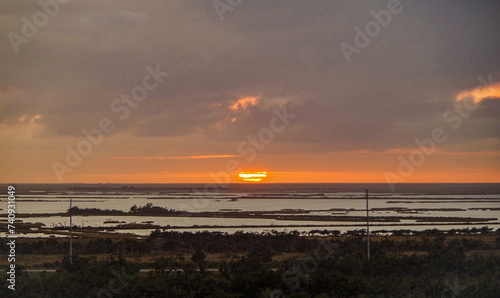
(69, 197, 73, 264)
(366, 189, 370, 261)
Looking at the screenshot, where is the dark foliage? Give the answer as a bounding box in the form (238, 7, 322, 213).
(1, 229, 499, 297)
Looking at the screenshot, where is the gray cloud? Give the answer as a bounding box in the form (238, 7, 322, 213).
(1, 0, 499, 153)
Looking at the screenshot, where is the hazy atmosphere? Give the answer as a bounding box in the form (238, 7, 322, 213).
(1, 0, 499, 183)
(2, 2, 500, 296)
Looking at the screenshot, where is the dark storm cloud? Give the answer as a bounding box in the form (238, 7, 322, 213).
(0, 0, 499, 152)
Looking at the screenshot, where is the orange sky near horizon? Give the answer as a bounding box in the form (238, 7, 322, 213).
(1, 2, 499, 185)
(2, 81, 498, 184)
(60, 171, 499, 184)
(4, 150, 497, 184)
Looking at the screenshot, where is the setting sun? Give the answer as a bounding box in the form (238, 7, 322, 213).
(238, 171, 267, 182)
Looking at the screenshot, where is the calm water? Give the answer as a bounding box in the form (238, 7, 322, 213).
(2, 183, 500, 237)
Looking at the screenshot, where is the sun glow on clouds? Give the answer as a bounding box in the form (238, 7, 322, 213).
(0, 114, 44, 137)
(456, 83, 500, 104)
(211, 95, 261, 128)
(229, 96, 260, 112)
(18, 114, 42, 123)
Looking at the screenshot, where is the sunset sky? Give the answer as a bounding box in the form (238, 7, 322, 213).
(1, 0, 499, 184)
